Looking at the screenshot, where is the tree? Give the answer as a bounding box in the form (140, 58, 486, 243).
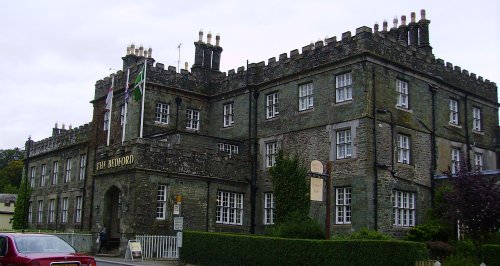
(0, 148, 24, 168)
(0, 148, 24, 193)
(12, 175, 31, 230)
(269, 150, 309, 224)
(437, 162, 500, 244)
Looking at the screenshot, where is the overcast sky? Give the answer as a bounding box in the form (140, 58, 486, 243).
(1, 0, 499, 150)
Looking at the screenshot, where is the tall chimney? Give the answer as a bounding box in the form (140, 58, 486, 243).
(408, 12, 418, 46)
(418, 9, 432, 53)
(212, 34, 223, 71)
(193, 30, 205, 67)
(203, 32, 213, 68)
(398, 15, 408, 45)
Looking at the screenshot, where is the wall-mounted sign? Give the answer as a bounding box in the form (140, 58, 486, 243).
(96, 155, 135, 171)
(174, 217, 184, 231)
(310, 177, 324, 201)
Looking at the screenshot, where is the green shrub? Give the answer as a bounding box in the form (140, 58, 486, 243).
(332, 227, 392, 240)
(181, 231, 428, 266)
(406, 222, 450, 242)
(442, 254, 478, 266)
(481, 244, 500, 266)
(265, 217, 324, 239)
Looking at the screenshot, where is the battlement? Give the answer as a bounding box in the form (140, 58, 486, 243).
(214, 9, 496, 99)
(27, 123, 92, 157)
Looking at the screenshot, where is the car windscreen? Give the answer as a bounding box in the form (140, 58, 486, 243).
(14, 236, 76, 253)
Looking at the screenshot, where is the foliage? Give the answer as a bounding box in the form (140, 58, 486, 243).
(269, 150, 309, 224)
(481, 244, 500, 266)
(332, 227, 392, 240)
(0, 148, 24, 193)
(265, 215, 324, 239)
(436, 162, 500, 244)
(181, 231, 428, 266)
(406, 222, 450, 242)
(12, 176, 31, 230)
(442, 254, 478, 266)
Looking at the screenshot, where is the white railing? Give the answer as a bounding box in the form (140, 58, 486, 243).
(135, 235, 178, 259)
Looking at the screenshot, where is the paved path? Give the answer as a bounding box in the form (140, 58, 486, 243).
(95, 255, 180, 266)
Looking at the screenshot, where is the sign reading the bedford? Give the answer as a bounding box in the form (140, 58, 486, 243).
(96, 155, 135, 171)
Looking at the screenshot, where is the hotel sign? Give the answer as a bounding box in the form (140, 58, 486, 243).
(96, 155, 135, 171)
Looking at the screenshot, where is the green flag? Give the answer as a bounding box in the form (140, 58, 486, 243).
(133, 66, 145, 101)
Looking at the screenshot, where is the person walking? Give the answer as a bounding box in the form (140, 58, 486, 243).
(98, 224, 108, 253)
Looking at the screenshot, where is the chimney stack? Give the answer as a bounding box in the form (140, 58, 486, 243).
(418, 9, 432, 53)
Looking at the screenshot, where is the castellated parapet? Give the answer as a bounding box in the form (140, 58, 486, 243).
(94, 9, 495, 103)
(27, 123, 92, 157)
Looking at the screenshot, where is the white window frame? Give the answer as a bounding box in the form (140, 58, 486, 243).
(335, 72, 352, 103)
(265, 142, 278, 168)
(75, 196, 82, 223)
(37, 200, 43, 224)
(104, 111, 110, 131)
(396, 79, 409, 109)
(64, 158, 71, 183)
(474, 153, 483, 172)
(30, 167, 35, 188)
(120, 104, 126, 126)
(298, 83, 314, 111)
(449, 99, 459, 125)
(79, 154, 86, 180)
(40, 164, 47, 187)
(61, 197, 69, 223)
(52, 161, 58, 185)
(266, 93, 279, 119)
(48, 199, 55, 223)
(186, 109, 200, 130)
(335, 187, 352, 224)
(392, 190, 415, 227)
(472, 107, 481, 131)
(216, 191, 243, 225)
(156, 185, 168, 220)
(264, 193, 274, 225)
(155, 102, 170, 124)
(28, 201, 32, 224)
(336, 129, 352, 159)
(218, 143, 239, 155)
(451, 148, 461, 174)
(397, 134, 411, 164)
(223, 102, 234, 127)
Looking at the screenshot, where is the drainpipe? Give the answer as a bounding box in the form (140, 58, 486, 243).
(464, 94, 471, 166)
(371, 67, 378, 231)
(175, 96, 182, 131)
(251, 87, 259, 234)
(429, 84, 438, 206)
(205, 180, 210, 231)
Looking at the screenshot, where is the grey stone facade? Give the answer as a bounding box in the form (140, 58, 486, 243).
(25, 9, 498, 253)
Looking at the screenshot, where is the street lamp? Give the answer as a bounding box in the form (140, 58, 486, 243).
(309, 160, 332, 239)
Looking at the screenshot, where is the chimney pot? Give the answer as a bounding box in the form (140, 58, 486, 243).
(139, 45, 144, 57)
(411, 12, 416, 23)
(401, 15, 407, 26)
(198, 29, 203, 42)
(207, 32, 212, 45)
(374, 22, 379, 32)
(383, 20, 388, 31)
(185, 62, 188, 70)
(148, 47, 152, 58)
(393, 17, 398, 29)
(216, 34, 220, 46)
(421, 9, 426, 20)
(55, 122, 58, 129)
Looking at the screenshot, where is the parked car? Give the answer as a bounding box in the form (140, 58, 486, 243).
(0, 233, 96, 266)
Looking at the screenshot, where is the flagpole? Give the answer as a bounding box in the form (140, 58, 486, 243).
(107, 75, 114, 146)
(122, 69, 130, 144)
(139, 59, 147, 138)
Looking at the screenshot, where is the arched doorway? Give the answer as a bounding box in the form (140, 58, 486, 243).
(103, 186, 121, 240)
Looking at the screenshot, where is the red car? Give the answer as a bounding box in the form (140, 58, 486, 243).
(0, 233, 96, 266)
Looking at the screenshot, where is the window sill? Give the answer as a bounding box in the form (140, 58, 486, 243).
(298, 108, 314, 113)
(333, 100, 353, 107)
(334, 157, 356, 162)
(472, 130, 484, 135)
(154, 122, 170, 126)
(448, 123, 462, 129)
(395, 106, 412, 113)
(222, 125, 234, 129)
(265, 116, 280, 121)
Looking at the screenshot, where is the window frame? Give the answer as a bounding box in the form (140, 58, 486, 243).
(396, 79, 409, 109)
(336, 129, 352, 159)
(474, 153, 483, 172)
(75, 196, 83, 223)
(120, 104, 126, 126)
(64, 158, 71, 183)
(216, 190, 244, 225)
(79, 154, 86, 181)
(449, 98, 459, 125)
(265, 142, 278, 168)
(298, 83, 314, 111)
(472, 107, 481, 131)
(223, 102, 234, 127)
(61, 197, 69, 223)
(40, 164, 47, 187)
(397, 134, 411, 164)
(51, 161, 58, 185)
(451, 148, 461, 174)
(186, 109, 200, 130)
(335, 72, 352, 103)
(37, 200, 43, 224)
(156, 184, 168, 220)
(335, 187, 352, 224)
(155, 102, 170, 124)
(48, 199, 55, 223)
(30, 167, 35, 188)
(264, 192, 274, 225)
(266, 92, 279, 119)
(392, 190, 416, 227)
(103, 111, 110, 131)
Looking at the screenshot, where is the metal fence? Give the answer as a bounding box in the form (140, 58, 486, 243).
(135, 235, 178, 259)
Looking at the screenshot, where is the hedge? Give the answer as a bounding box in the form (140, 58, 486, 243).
(482, 244, 500, 266)
(180, 231, 428, 266)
